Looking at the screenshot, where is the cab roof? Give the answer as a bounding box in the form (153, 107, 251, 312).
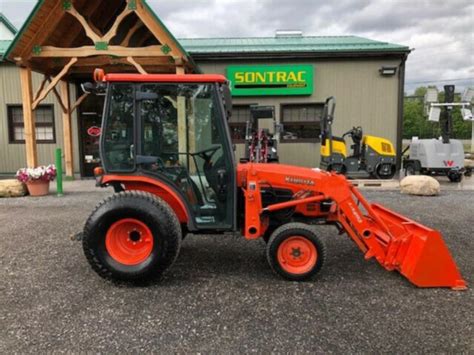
(105, 74, 227, 83)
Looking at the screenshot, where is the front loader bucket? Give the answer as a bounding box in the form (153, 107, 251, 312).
(370, 203, 466, 290)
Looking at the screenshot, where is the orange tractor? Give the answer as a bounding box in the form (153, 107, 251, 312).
(81, 71, 466, 289)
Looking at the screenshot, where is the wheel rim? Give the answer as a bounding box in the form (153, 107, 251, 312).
(277, 236, 317, 274)
(105, 218, 154, 266)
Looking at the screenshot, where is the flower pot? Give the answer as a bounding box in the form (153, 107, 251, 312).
(26, 180, 50, 197)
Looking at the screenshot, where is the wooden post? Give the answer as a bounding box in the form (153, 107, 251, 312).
(19, 67, 38, 168)
(60, 80, 74, 178)
(176, 66, 187, 167)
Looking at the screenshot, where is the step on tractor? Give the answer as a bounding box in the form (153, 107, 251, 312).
(241, 105, 280, 163)
(320, 97, 397, 179)
(80, 70, 466, 290)
(403, 85, 472, 182)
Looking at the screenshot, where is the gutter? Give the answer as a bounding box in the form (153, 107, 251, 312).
(187, 50, 411, 61)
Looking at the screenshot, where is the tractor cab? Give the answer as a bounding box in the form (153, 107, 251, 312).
(95, 73, 237, 231)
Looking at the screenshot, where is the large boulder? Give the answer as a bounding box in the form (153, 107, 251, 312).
(0, 179, 27, 198)
(400, 175, 440, 196)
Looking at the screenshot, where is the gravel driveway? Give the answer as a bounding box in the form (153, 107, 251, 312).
(0, 181, 472, 353)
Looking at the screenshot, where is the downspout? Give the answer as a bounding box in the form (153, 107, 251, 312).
(396, 53, 408, 170)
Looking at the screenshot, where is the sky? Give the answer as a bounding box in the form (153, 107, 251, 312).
(1, 0, 473, 94)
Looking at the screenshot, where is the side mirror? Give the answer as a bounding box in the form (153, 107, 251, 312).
(81, 82, 95, 94)
(81, 82, 106, 95)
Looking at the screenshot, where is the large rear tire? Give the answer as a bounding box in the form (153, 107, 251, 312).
(82, 191, 182, 282)
(266, 223, 326, 281)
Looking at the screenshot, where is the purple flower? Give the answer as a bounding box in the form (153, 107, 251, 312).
(16, 164, 57, 183)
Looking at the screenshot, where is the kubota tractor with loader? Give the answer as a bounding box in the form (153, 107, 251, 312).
(80, 70, 466, 290)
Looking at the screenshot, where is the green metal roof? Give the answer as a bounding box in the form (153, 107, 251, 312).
(178, 36, 409, 54)
(0, 40, 11, 54)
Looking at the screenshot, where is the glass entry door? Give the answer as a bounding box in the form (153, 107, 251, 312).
(78, 91, 105, 177)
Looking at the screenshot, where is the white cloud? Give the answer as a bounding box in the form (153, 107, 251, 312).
(1, 0, 472, 93)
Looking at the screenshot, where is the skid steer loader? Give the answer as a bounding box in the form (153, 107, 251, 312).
(80, 70, 466, 290)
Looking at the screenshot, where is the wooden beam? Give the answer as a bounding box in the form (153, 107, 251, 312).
(70, 92, 89, 114)
(19, 67, 38, 168)
(69, 66, 176, 75)
(34, 45, 165, 58)
(121, 21, 144, 46)
(74, 56, 174, 67)
(176, 65, 187, 166)
(177, 96, 187, 167)
(18, 1, 65, 60)
(32, 57, 78, 110)
(62, 1, 104, 48)
(127, 57, 148, 74)
(51, 86, 68, 114)
(66, 6, 102, 43)
(33, 76, 49, 103)
(59, 81, 74, 178)
(101, 7, 133, 43)
(66, 3, 132, 45)
(134, 0, 186, 59)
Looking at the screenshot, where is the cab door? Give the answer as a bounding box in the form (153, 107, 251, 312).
(136, 82, 236, 230)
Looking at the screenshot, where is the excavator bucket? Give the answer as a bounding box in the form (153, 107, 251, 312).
(370, 203, 467, 290)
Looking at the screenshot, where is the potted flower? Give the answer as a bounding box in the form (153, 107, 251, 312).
(16, 165, 57, 197)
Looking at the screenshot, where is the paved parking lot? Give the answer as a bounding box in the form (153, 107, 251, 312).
(0, 181, 472, 353)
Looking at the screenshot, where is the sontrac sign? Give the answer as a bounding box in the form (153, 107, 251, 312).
(227, 65, 314, 96)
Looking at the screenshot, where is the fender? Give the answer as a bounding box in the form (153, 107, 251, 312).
(102, 175, 189, 224)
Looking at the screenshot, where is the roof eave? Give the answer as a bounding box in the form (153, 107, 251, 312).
(4, 0, 44, 61)
(142, 0, 200, 72)
(187, 49, 411, 61)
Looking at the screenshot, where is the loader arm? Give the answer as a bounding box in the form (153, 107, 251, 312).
(239, 163, 466, 290)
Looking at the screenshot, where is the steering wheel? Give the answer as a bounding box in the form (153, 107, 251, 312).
(191, 145, 221, 163)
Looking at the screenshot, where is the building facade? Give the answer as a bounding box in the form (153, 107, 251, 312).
(0, 9, 409, 177)
(182, 35, 409, 166)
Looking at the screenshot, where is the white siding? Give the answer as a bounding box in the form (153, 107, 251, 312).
(0, 64, 80, 175)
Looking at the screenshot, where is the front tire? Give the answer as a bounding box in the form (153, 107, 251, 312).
(266, 223, 326, 281)
(447, 171, 462, 183)
(375, 163, 396, 179)
(328, 163, 346, 174)
(82, 191, 182, 282)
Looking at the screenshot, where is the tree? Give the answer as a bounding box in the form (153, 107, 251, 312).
(403, 86, 472, 139)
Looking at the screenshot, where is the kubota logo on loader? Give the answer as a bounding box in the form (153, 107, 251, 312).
(285, 176, 315, 186)
(443, 160, 455, 167)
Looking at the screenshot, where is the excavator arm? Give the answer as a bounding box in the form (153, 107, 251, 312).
(239, 163, 466, 290)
